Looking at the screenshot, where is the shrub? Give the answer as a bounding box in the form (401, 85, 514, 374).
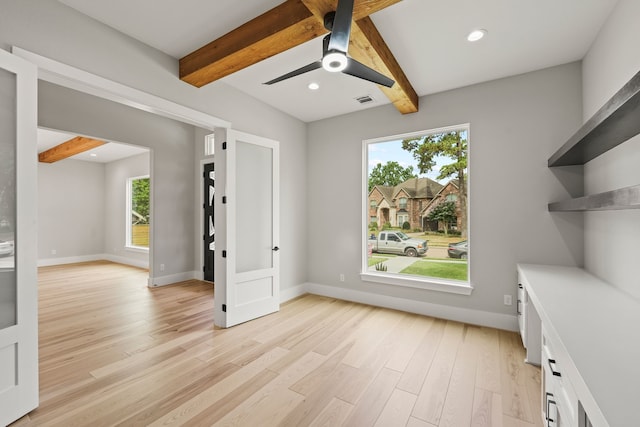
(382, 222, 392, 230)
(402, 221, 410, 230)
(369, 221, 378, 231)
(374, 262, 388, 272)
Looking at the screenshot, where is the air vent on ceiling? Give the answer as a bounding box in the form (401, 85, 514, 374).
(355, 95, 375, 104)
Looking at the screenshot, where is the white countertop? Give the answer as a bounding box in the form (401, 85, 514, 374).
(517, 264, 640, 427)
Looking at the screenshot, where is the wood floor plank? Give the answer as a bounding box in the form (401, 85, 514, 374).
(471, 388, 503, 427)
(411, 321, 464, 424)
(499, 330, 535, 423)
(396, 318, 445, 394)
(308, 397, 354, 427)
(8, 262, 544, 427)
(374, 388, 418, 427)
(343, 367, 401, 426)
(438, 325, 480, 427)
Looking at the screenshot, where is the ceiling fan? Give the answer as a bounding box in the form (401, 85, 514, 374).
(264, 0, 395, 88)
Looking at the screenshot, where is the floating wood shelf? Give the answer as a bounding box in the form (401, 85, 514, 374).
(548, 69, 640, 167)
(548, 184, 640, 211)
(548, 69, 640, 211)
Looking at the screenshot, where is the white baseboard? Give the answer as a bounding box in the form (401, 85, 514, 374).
(149, 271, 199, 287)
(303, 282, 518, 331)
(38, 254, 107, 267)
(280, 284, 306, 303)
(38, 254, 151, 270)
(103, 254, 149, 269)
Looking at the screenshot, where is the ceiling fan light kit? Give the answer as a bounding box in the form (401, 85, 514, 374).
(322, 51, 348, 72)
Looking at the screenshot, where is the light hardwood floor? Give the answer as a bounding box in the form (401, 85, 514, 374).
(11, 261, 542, 427)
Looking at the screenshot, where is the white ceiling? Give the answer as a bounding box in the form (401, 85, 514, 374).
(57, 0, 618, 122)
(38, 128, 149, 164)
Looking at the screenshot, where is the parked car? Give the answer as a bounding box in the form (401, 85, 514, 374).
(0, 239, 14, 257)
(369, 231, 427, 257)
(447, 240, 467, 259)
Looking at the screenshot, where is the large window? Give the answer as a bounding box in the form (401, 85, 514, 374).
(126, 175, 150, 250)
(363, 125, 470, 294)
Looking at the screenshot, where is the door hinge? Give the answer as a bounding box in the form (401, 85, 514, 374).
(222, 142, 227, 150)
(222, 250, 227, 258)
(222, 196, 227, 204)
(222, 304, 227, 312)
(203, 266, 205, 272)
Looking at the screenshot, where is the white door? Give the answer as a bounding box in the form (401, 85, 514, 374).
(214, 129, 280, 328)
(0, 50, 39, 425)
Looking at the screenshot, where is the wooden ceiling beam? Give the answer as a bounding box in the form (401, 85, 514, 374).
(38, 136, 106, 163)
(180, 0, 327, 87)
(350, 16, 418, 114)
(179, 0, 419, 115)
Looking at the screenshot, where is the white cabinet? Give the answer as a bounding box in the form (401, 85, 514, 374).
(517, 264, 640, 427)
(517, 274, 541, 365)
(541, 327, 578, 427)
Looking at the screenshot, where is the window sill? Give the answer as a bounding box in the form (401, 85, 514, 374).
(360, 272, 473, 295)
(125, 245, 149, 254)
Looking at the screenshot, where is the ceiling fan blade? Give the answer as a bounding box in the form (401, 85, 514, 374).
(343, 58, 395, 88)
(263, 61, 322, 85)
(328, 0, 354, 53)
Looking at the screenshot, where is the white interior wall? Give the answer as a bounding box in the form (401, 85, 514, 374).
(0, 0, 308, 291)
(104, 151, 150, 268)
(307, 63, 584, 325)
(37, 159, 105, 264)
(582, 0, 640, 299)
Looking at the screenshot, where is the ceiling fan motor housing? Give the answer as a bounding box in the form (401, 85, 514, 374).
(324, 11, 336, 31)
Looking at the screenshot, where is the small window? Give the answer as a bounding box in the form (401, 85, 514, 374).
(399, 197, 407, 210)
(205, 133, 215, 156)
(370, 216, 377, 223)
(446, 194, 458, 202)
(370, 200, 377, 208)
(126, 176, 150, 250)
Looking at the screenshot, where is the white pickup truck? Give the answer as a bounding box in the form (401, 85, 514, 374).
(368, 231, 428, 257)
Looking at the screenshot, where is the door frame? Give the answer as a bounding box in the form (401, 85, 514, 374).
(12, 47, 230, 286)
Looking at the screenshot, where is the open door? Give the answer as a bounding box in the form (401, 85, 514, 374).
(214, 129, 280, 328)
(0, 50, 39, 425)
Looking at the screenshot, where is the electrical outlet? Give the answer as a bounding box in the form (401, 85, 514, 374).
(504, 294, 513, 306)
(339, 273, 345, 282)
(160, 263, 165, 272)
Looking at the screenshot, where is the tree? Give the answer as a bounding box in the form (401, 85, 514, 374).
(132, 177, 150, 224)
(402, 131, 467, 237)
(368, 161, 417, 191)
(426, 201, 457, 236)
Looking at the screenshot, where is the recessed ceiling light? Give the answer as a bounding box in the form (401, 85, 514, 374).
(467, 29, 487, 42)
(308, 82, 320, 90)
(90, 153, 97, 157)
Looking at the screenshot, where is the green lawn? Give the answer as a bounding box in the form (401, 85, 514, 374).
(400, 260, 468, 281)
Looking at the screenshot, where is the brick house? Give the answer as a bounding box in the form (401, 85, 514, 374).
(368, 177, 443, 230)
(420, 180, 464, 232)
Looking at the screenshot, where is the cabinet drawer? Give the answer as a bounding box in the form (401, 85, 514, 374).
(542, 330, 578, 425)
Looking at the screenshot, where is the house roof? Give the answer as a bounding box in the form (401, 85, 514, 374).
(392, 178, 443, 200)
(420, 180, 461, 215)
(370, 178, 443, 207)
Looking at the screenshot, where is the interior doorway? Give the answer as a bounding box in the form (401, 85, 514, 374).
(36, 127, 151, 273)
(203, 162, 214, 282)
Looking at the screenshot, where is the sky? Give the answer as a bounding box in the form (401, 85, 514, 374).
(368, 139, 450, 184)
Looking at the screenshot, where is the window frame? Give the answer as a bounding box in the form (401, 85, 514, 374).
(361, 124, 472, 295)
(126, 175, 150, 252)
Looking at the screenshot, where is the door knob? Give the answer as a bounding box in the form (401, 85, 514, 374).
(272, 246, 280, 251)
